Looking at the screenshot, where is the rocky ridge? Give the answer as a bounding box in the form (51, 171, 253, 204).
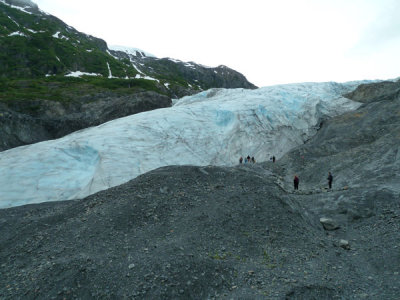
(0, 80, 399, 299)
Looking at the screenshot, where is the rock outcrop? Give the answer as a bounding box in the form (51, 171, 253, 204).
(0, 91, 171, 151)
(344, 80, 400, 103)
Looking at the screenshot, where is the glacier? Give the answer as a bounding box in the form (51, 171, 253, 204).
(0, 82, 366, 209)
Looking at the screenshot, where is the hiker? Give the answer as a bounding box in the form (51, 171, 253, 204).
(272, 156, 276, 163)
(293, 175, 299, 190)
(327, 172, 333, 189)
(239, 156, 243, 164)
(247, 155, 251, 162)
(251, 157, 255, 163)
(244, 157, 248, 164)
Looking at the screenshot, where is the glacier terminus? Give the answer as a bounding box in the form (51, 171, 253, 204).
(0, 81, 369, 208)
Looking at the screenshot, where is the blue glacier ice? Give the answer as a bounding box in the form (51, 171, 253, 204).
(0, 81, 368, 208)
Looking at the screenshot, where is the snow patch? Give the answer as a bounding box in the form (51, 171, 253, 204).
(135, 74, 159, 82)
(131, 63, 143, 74)
(7, 16, 19, 27)
(168, 58, 182, 63)
(8, 31, 27, 37)
(52, 31, 69, 40)
(0, 0, 32, 14)
(109, 45, 156, 58)
(199, 64, 215, 69)
(184, 62, 197, 69)
(106, 49, 120, 60)
(107, 62, 115, 78)
(65, 71, 102, 78)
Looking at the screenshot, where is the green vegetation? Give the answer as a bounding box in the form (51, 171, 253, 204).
(0, 76, 165, 103)
(0, 4, 137, 79)
(0, 2, 206, 105)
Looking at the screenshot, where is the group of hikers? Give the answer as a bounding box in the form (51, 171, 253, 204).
(239, 155, 276, 164)
(239, 155, 256, 164)
(294, 171, 333, 190)
(239, 154, 333, 190)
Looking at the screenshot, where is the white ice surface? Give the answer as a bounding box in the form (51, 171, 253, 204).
(0, 82, 367, 208)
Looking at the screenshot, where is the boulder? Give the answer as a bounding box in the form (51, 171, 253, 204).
(319, 217, 340, 231)
(339, 239, 350, 250)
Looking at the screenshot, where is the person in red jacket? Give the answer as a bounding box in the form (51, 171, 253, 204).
(293, 175, 299, 190)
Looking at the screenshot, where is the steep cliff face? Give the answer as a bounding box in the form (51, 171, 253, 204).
(0, 91, 171, 151)
(0, 105, 52, 150)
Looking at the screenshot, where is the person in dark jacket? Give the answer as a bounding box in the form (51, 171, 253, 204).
(239, 156, 243, 164)
(327, 172, 333, 189)
(293, 175, 299, 190)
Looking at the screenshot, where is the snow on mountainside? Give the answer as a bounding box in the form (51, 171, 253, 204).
(0, 82, 368, 208)
(0, 0, 38, 14)
(109, 45, 156, 58)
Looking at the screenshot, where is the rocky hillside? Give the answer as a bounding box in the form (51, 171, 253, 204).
(0, 0, 256, 151)
(0, 80, 399, 299)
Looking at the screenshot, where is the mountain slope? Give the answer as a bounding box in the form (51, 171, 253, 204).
(0, 0, 256, 151)
(0, 0, 255, 92)
(0, 81, 365, 209)
(0, 0, 131, 78)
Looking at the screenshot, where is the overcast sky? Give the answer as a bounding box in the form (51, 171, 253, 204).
(33, 0, 400, 87)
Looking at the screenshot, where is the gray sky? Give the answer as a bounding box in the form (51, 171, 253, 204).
(33, 0, 400, 87)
